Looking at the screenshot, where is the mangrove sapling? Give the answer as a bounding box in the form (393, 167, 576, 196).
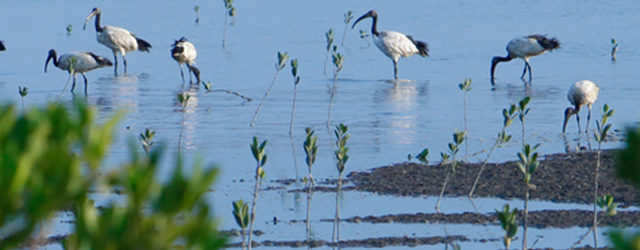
(333, 123, 350, 243)
(139, 128, 156, 158)
(327, 49, 345, 129)
(359, 30, 370, 48)
(248, 137, 267, 250)
(250, 52, 288, 128)
(66, 24, 73, 35)
(459, 78, 472, 157)
(469, 104, 517, 197)
(517, 96, 531, 145)
(194, 5, 200, 24)
(416, 148, 429, 165)
(233, 199, 250, 250)
(341, 11, 354, 46)
(516, 143, 541, 250)
(435, 130, 466, 211)
(18, 86, 28, 114)
(570, 194, 617, 249)
(202, 81, 252, 102)
(592, 104, 615, 248)
(611, 39, 618, 61)
(290, 59, 300, 137)
(324, 29, 335, 75)
(222, 0, 236, 49)
(177, 92, 190, 152)
(303, 127, 318, 189)
(496, 204, 518, 250)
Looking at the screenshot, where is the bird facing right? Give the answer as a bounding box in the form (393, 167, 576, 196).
(563, 80, 600, 133)
(171, 37, 200, 84)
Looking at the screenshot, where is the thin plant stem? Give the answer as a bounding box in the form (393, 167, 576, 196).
(463, 91, 468, 157)
(222, 11, 228, 49)
(435, 170, 452, 212)
(593, 149, 601, 248)
(306, 190, 313, 243)
(247, 171, 260, 250)
(522, 188, 529, 250)
(333, 172, 343, 243)
(251, 70, 282, 128)
(327, 83, 336, 130)
(469, 142, 499, 197)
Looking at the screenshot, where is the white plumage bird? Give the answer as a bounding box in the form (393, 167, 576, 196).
(491, 35, 560, 84)
(171, 37, 200, 84)
(83, 7, 152, 76)
(563, 80, 600, 133)
(44, 49, 113, 95)
(352, 10, 429, 80)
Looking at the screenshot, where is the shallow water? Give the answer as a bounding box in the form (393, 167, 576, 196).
(2, 0, 640, 249)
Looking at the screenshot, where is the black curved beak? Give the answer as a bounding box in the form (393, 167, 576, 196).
(352, 11, 373, 29)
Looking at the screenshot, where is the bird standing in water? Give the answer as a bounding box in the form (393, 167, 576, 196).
(45, 49, 113, 95)
(171, 37, 200, 84)
(352, 10, 429, 80)
(563, 80, 600, 133)
(491, 35, 560, 84)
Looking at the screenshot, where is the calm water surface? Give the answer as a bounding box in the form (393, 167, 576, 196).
(1, 0, 640, 249)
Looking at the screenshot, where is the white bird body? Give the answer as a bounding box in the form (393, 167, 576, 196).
(45, 49, 113, 95)
(171, 37, 200, 83)
(352, 10, 429, 80)
(491, 35, 560, 83)
(563, 80, 600, 133)
(84, 7, 152, 76)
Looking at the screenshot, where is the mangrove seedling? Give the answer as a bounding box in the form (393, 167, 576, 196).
(516, 143, 541, 250)
(324, 28, 335, 75)
(303, 127, 318, 188)
(597, 194, 617, 216)
(517, 96, 531, 145)
(327, 48, 345, 128)
(469, 103, 517, 197)
(66, 24, 73, 35)
(194, 5, 200, 24)
(416, 148, 429, 165)
(611, 38, 618, 61)
(341, 11, 354, 46)
(248, 136, 267, 250)
(177, 92, 190, 151)
(18, 86, 28, 114)
(250, 52, 288, 128)
(359, 29, 370, 47)
(222, 0, 236, 49)
(233, 199, 250, 250)
(459, 78, 473, 156)
(592, 104, 615, 248)
(139, 128, 156, 157)
(435, 130, 466, 211)
(496, 204, 518, 250)
(290, 59, 301, 137)
(333, 123, 350, 243)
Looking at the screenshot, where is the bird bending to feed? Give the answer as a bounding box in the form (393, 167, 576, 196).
(171, 37, 200, 84)
(491, 34, 560, 84)
(0, 41, 5, 51)
(352, 10, 429, 80)
(44, 49, 113, 95)
(83, 7, 152, 76)
(563, 80, 600, 133)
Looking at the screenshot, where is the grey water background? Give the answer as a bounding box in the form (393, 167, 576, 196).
(1, 0, 640, 249)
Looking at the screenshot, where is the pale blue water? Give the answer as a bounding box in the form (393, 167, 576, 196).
(1, 0, 640, 249)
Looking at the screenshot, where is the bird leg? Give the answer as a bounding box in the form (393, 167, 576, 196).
(82, 73, 89, 95)
(576, 113, 582, 133)
(520, 62, 528, 79)
(179, 64, 186, 83)
(71, 74, 77, 94)
(112, 51, 119, 76)
(526, 61, 533, 82)
(393, 60, 398, 80)
(586, 106, 592, 133)
(123, 54, 128, 75)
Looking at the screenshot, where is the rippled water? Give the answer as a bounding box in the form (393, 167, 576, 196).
(2, 0, 640, 249)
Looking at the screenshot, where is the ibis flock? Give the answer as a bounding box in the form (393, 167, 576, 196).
(0, 8, 599, 134)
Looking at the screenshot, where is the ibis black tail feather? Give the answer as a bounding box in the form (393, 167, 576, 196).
(528, 34, 560, 51)
(136, 38, 152, 52)
(407, 35, 429, 57)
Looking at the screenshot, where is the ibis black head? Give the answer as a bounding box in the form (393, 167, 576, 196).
(44, 49, 57, 73)
(84, 7, 102, 31)
(352, 10, 378, 29)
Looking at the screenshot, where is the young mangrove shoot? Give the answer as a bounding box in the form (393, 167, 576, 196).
(222, 0, 236, 49)
(611, 38, 618, 61)
(459, 78, 473, 157)
(139, 128, 156, 158)
(327, 48, 345, 129)
(469, 103, 516, 197)
(290, 59, 300, 137)
(592, 104, 614, 248)
(248, 136, 267, 250)
(233, 199, 250, 250)
(251, 52, 289, 128)
(324, 28, 335, 75)
(333, 123, 350, 243)
(18, 86, 28, 114)
(416, 148, 429, 165)
(516, 143, 540, 250)
(517, 96, 531, 145)
(341, 11, 354, 46)
(66, 24, 73, 35)
(435, 130, 466, 211)
(177, 92, 190, 152)
(303, 127, 318, 189)
(194, 5, 200, 24)
(359, 30, 370, 47)
(496, 204, 518, 250)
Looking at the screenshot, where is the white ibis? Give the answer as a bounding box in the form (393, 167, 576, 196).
(171, 37, 200, 84)
(0, 41, 5, 51)
(83, 7, 152, 76)
(44, 49, 113, 95)
(491, 35, 560, 84)
(563, 80, 600, 133)
(352, 10, 429, 80)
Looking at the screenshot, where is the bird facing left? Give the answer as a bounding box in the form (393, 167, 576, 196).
(44, 49, 113, 95)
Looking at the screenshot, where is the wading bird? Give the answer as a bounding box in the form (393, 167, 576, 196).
(83, 7, 152, 76)
(171, 37, 200, 84)
(0, 41, 5, 51)
(563, 80, 600, 133)
(352, 10, 429, 80)
(491, 35, 560, 84)
(44, 49, 113, 95)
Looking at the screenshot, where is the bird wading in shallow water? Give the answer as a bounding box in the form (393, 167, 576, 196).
(83, 7, 152, 76)
(563, 80, 600, 133)
(352, 10, 429, 80)
(171, 37, 200, 84)
(491, 35, 560, 84)
(44, 49, 113, 95)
